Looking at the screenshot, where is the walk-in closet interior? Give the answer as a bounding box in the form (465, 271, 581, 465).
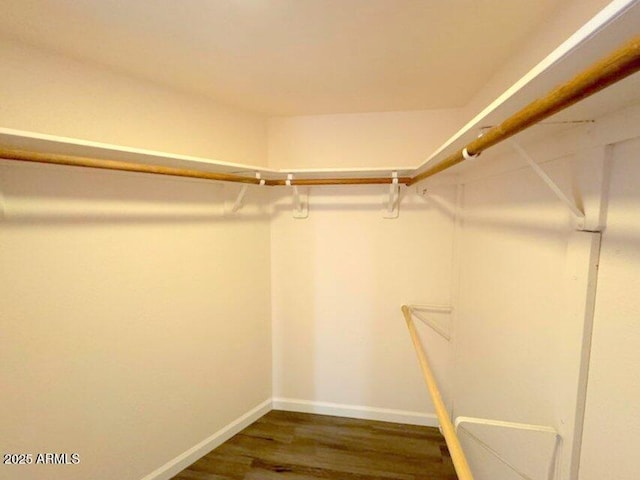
(1, 1, 640, 479)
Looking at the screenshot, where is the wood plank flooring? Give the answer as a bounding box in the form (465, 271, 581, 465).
(172, 410, 457, 480)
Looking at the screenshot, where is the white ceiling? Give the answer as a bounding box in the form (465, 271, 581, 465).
(1, 0, 565, 116)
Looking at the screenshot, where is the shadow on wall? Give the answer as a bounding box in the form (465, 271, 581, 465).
(0, 161, 272, 225)
(0, 161, 463, 225)
(271, 183, 457, 218)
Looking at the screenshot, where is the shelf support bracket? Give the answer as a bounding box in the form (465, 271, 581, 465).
(286, 174, 308, 219)
(510, 140, 586, 229)
(406, 304, 453, 341)
(231, 184, 249, 213)
(229, 172, 264, 213)
(383, 171, 399, 219)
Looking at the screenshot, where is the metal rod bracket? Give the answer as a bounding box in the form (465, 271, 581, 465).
(228, 172, 264, 214)
(231, 184, 249, 213)
(287, 174, 308, 219)
(383, 171, 399, 219)
(462, 148, 479, 161)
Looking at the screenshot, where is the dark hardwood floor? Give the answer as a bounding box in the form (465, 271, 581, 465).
(172, 410, 457, 480)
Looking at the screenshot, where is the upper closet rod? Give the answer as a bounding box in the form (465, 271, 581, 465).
(267, 176, 412, 186)
(0, 147, 411, 186)
(408, 33, 640, 185)
(0, 148, 264, 185)
(1, 35, 639, 186)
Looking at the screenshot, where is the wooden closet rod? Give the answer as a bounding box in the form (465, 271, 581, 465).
(1, 35, 639, 186)
(408, 33, 640, 185)
(0, 148, 264, 185)
(401, 305, 474, 480)
(266, 177, 413, 186)
(0, 147, 411, 186)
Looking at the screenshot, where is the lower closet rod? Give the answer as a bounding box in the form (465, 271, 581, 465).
(0, 147, 264, 185)
(401, 305, 474, 480)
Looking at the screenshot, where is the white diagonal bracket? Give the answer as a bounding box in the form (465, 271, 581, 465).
(383, 171, 399, 219)
(510, 140, 586, 229)
(228, 172, 265, 214)
(286, 173, 308, 219)
(407, 304, 453, 341)
(231, 184, 249, 213)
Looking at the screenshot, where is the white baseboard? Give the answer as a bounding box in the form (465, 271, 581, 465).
(272, 397, 438, 427)
(140, 398, 271, 480)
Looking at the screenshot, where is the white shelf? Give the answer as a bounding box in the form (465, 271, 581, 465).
(0, 127, 279, 176)
(415, 0, 640, 180)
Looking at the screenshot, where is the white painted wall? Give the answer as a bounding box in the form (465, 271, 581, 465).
(0, 163, 272, 480)
(267, 105, 640, 480)
(270, 181, 457, 422)
(0, 39, 267, 165)
(445, 103, 640, 480)
(268, 109, 463, 169)
(267, 107, 464, 421)
(580, 137, 640, 480)
(0, 38, 272, 480)
(452, 152, 586, 480)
